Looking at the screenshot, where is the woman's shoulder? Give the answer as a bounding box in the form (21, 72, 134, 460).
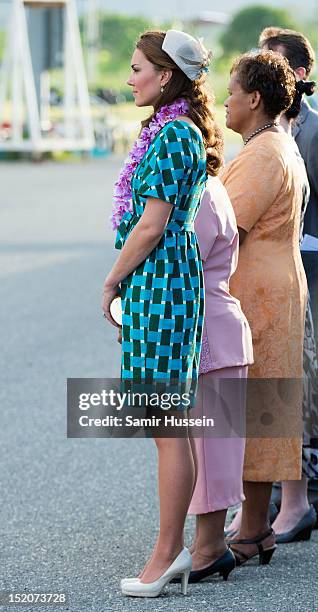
(221, 132, 287, 191)
(205, 176, 237, 221)
(227, 132, 286, 170)
(159, 119, 203, 143)
(151, 120, 205, 168)
(255, 131, 304, 177)
(205, 175, 230, 202)
(246, 130, 291, 159)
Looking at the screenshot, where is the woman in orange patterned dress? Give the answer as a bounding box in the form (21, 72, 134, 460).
(220, 51, 307, 565)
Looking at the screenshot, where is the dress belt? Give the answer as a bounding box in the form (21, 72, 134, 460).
(115, 211, 195, 250)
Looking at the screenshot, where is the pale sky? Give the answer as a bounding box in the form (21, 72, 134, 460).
(0, 0, 316, 26)
(77, 0, 315, 20)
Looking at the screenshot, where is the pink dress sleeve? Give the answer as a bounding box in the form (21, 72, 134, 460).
(195, 186, 218, 261)
(195, 184, 219, 375)
(199, 325, 214, 375)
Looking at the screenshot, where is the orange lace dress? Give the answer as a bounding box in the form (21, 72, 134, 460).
(221, 131, 307, 481)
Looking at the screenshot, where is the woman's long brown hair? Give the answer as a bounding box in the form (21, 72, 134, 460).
(136, 30, 224, 176)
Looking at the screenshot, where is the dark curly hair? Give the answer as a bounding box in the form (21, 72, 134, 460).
(135, 30, 224, 176)
(231, 51, 296, 119)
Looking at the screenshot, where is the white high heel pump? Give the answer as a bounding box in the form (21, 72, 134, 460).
(121, 547, 192, 598)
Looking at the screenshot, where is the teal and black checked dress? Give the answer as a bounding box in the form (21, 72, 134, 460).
(115, 119, 207, 390)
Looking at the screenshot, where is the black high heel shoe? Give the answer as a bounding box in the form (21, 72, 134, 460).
(229, 527, 277, 567)
(275, 505, 317, 544)
(171, 548, 236, 584)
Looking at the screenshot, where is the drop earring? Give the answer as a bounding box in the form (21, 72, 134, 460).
(160, 85, 165, 93)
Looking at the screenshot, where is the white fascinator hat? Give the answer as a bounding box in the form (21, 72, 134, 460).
(162, 29, 212, 81)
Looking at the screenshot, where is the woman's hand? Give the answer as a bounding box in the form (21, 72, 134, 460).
(102, 282, 121, 328)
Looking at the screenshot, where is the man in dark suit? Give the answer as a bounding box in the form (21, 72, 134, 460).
(293, 101, 318, 345)
(259, 28, 318, 339)
(293, 102, 318, 239)
(259, 27, 318, 536)
(259, 30, 317, 240)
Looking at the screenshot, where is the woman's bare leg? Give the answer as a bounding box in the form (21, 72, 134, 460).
(188, 432, 199, 554)
(138, 435, 196, 583)
(271, 477, 310, 533)
(225, 505, 242, 533)
(190, 510, 228, 570)
(230, 481, 275, 558)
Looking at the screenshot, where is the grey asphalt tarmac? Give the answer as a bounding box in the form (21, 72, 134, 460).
(1, 158, 317, 612)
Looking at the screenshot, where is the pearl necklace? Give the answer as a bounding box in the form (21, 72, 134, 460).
(244, 122, 278, 146)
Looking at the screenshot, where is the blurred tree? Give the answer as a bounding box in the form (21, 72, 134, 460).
(0, 30, 6, 62)
(79, 13, 172, 92)
(98, 14, 154, 65)
(302, 20, 318, 74)
(220, 5, 297, 55)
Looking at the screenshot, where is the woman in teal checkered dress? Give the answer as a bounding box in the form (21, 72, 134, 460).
(102, 29, 224, 595)
(116, 120, 206, 386)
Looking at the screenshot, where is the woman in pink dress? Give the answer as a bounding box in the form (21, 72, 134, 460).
(186, 175, 253, 581)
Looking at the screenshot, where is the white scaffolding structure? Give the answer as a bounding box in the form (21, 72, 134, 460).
(0, 0, 95, 152)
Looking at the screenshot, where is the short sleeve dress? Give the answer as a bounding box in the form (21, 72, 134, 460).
(115, 120, 207, 392)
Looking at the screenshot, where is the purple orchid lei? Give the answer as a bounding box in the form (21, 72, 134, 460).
(111, 98, 189, 230)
